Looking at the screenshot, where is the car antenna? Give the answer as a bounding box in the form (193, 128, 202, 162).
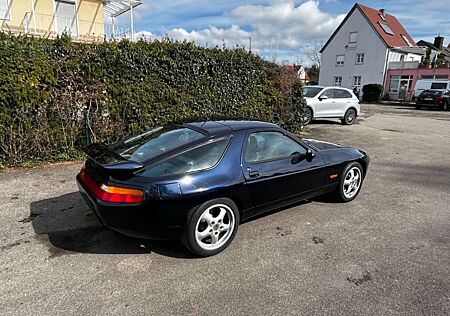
(200, 116, 208, 128)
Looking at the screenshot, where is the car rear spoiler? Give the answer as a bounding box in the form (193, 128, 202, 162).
(82, 143, 143, 173)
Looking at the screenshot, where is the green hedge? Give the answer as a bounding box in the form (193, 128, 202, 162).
(362, 84, 384, 103)
(0, 33, 305, 167)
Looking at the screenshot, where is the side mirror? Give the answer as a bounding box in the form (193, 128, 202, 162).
(306, 148, 315, 161)
(319, 95, 328, 101)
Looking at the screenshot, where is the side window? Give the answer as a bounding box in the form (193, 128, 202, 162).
(334, 89, 352, 98)
(245, 132, 306, 163)
(139, 138, 230, 177)
(320, 89, 335, 98)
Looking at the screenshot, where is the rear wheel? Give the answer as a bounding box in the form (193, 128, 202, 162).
(341, 108, 356, 125)
(181, 198, 239, 257)
(335, 162, 364, 202)
(303, 108, 313, 125)
(441, 101, 448, 111)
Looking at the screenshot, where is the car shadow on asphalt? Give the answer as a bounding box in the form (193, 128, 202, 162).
(309, 119, 342, 125)
(29, 192, 196, 259)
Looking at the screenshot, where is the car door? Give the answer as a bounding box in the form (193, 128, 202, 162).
(333, 89, 354, 116)
(315, 88, 336, 117)
(241, 130, 326, 209)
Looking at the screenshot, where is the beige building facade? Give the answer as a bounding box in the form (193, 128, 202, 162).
(0, 0, 139, 42)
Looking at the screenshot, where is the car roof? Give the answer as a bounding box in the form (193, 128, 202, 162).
(305, 86, 353, 92)
(185, 120, 279, 135)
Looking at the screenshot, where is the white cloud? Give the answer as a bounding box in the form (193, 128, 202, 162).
(128, 1, 345, 63)
(157, 0, 344, 63)
(135, 31, 154, 40)
(231, 0, 345, 48)
(166, 25, 252, 48)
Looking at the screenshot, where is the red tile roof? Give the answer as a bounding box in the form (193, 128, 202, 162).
(356, 3, 417, 48)
(321, 3, 417, 53)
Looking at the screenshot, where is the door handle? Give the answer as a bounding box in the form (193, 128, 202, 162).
(246, 167, 259, 177)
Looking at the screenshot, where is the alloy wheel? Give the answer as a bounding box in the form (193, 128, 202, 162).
(346, 109, 356, 124)
(195, 204, 235, 251)
(343, 166, 362, 199)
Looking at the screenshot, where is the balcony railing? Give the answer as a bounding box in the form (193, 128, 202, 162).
(388, 61, 420, 70)
(19, 12, 131, 42)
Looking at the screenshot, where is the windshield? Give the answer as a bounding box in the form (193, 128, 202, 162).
(303, 87, 323, 98)
(420, 90, 442, 97)
(111, 125, 205, 162)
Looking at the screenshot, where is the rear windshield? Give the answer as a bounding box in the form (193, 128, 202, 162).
(420, 90, 442, 97)
(111, 126, 205, 162)
(303, 87, 323, 98)
(138, 138, 230, 177)
(430, 83, 447, 90)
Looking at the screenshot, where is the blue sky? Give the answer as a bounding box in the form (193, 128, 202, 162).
(117, 0, 450, 64)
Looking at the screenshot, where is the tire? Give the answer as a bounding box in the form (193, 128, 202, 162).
(341, 108, 357, 125)
(181, 198, 240, 257)
(334, 162, 364, 202)
(441, 101, 448, 111)
(415, 105, 421, 110)
(303, 107, 313, 125)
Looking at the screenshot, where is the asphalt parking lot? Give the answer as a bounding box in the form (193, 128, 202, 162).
(1, 104, 449, 315)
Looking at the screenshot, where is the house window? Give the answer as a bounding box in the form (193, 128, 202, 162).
(356, 53, 365, 64)
(55, 0, 78, 36)
(389, 75, 400, 92)
(435, 74, 449, 80)
(349, 32, 358, 43)
(336, 55, 345, 67)
(401, 35, 413, 47)
(353, 76, 361, 87)
(0, 0, 10, 20)
(334, 77, 342, 86)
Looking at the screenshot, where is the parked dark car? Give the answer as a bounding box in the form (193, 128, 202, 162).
(77, 120, 369, 257)
(416, 89, 449, 110)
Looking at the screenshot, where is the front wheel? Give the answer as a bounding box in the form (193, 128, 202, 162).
(334, 162, 364, 202)
(341, 108, 357, 125)
(181, 198, 239, 257)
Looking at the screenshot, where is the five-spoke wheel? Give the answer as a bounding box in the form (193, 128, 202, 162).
(341, 108, 357, 125)
(182, 198, 239, 257)
(195, 204, 235, 251)
(335, 162, 364, 202)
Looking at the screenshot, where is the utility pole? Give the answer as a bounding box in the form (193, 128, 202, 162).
(249, 36, 252, 52)
(274, 37, 279, 63)
(270, 38, 273, 61)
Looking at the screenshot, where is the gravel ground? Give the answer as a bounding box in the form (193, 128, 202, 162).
(1, 104, 449, 315)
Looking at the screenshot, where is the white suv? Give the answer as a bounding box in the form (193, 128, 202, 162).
(303, 86, 360, 125)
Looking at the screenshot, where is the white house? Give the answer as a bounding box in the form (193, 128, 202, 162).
(319, 3, 422, 95)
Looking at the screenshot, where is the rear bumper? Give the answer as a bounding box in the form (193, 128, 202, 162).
(417, 101, 442, 107)
(77, 175, 182, 240)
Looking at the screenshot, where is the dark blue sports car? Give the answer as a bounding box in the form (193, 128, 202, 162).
(77, 120, 369, 257)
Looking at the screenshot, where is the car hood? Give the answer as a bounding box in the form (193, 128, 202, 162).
(302, 138, 345, 151)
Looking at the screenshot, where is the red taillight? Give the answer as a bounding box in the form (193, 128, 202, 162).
(79, 168, 143, 203)
(435, 96, 444, 101)
(417, 96, 422, 101)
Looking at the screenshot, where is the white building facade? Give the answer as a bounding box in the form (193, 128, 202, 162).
(319, 4, 422, 96)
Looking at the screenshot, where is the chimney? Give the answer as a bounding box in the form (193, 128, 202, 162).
(379, 8, 386, 15)
(434, 36, 444, 50)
